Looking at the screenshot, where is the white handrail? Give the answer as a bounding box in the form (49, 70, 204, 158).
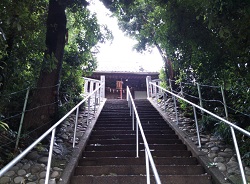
(149, 82, 250, 184)
(0, 83, 104, 183)
(126, 86, 162, 184)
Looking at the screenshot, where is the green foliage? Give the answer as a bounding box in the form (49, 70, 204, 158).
(178, 99, 193, 117)
(159, 68, 167, 88)
(0, 121, 9, 131)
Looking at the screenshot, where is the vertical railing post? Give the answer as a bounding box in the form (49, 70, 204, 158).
(84, 79, 89, 93)
(15, 87, 30, 150)
(96, 82, 100, 105)
(90, 81, 94, 93)
(94, 91, 97, 114)
(221, 86, 229, 119)
(193, 106, 201, 148)
(136, 119, 139, 158)
(45, 128, 56, 184)
(197, 83, 204, 120)
(153, 82, 157, 99)
(169, 79, 172, 92)
(180, 82, 183, 96)
(219, 87, 245, 181)
(100, 75, 105, 98)
(73, 107, 79, 148)
(132, 108, 135, 131)
(146, 76, 152, 98)
(173, 96, 179, 125)
(87, 97, 90, 125)
(230, 126, 247, 184)
(145, 150, 150, 184)
(164, 93, 166, 112)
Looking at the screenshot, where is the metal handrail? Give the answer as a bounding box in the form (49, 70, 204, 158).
(126, 86, 162, 184)
(149, 82, 250, 184)
(0, 82, 104, 184)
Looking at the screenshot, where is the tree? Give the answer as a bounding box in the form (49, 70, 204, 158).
(23, 0, 112, 136)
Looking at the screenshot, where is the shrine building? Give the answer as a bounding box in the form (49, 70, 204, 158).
(90, 71, 159, 99)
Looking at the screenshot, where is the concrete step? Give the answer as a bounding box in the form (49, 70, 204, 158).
(85, 144, 187, 151)
(87, 138, 183, 145)
(82, 150, 192, 158)
(91, 130, 176, 135)
(89, 134, 179, 140)
(93, 126, 171, 130)
(69, 99, 212, 184)
(79, 157, 198, 166)
(71, 175, 212, 184)
(74, 165, 206, 176)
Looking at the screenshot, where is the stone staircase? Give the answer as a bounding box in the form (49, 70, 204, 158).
(70, 99, 212, 184)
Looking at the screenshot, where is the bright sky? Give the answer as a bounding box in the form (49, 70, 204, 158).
(88, 1, 163, 72)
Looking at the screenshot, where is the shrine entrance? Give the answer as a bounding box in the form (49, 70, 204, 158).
(90, 71, 159, 99)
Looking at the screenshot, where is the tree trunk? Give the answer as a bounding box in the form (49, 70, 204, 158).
(23, 0, 67, 137)
(154, 43, 174, 81)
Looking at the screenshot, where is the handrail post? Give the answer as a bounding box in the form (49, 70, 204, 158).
(145, 149, 150, 184)
(15, 87, 30, 150)
(196, 83, 204, 120)
(230, 126, 247, 184)
(132, 108, 135, 131)
(180, 82, 183, 96)
(220, 86, 229, 119)
(136, 119, 139, 158)
(87, 97, 90, 125)
(164, 93, 166, 112)
(45, 128, 56, 184)
(73, 106, 79, 148)
(193, 106, 201, 148)
(173, 96, 179, 125)
(146, 76, 152, 98)
(94, 91, 97, 114)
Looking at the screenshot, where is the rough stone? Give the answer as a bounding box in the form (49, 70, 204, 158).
(26, 151, 40, 160)
(216, 163, 227, 172)
(17, 169, 26, 176)
(210, 137, 218, 141)
(16, 163, 23, 168)
(27, 174, 38, 182)
(22, 163, 31, 170)
(0, 176, 10, 184)
(10, 166, 19, 171)
(31, 165, 41, 174)
(224, 148, 233, 152)
(201, 148, 209, 153)
(201, 138, 209, 143)
(207, 143, 215, 148)
(53, 148, 62, 155)
(39, 171, 47, 178)
(218, 152, 232, 158)
(214, 156, 225, 163)
(208, 153, 217, 159)
(51, 171, 60, 178)
(210, 146, 220, 152)
(3, 170, 15, 177)
(64, 121, 70, 126)
(14, 176, 24, 184)
(38, 157, 48, 164)
(245, 167, 250, 175)
(60, 133, 69, 140)
(39, 179, 45, 184)
(53, 167, 63, 171)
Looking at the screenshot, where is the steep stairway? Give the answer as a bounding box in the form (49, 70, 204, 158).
(70, 99, 212, 184)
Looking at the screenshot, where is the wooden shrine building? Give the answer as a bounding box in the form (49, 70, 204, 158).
(90, 71, 159, 99)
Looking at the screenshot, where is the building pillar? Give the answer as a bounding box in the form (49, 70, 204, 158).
(100, 75, 105, 98)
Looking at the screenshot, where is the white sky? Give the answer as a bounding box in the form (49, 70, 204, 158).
(88, 1, 163, 72)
